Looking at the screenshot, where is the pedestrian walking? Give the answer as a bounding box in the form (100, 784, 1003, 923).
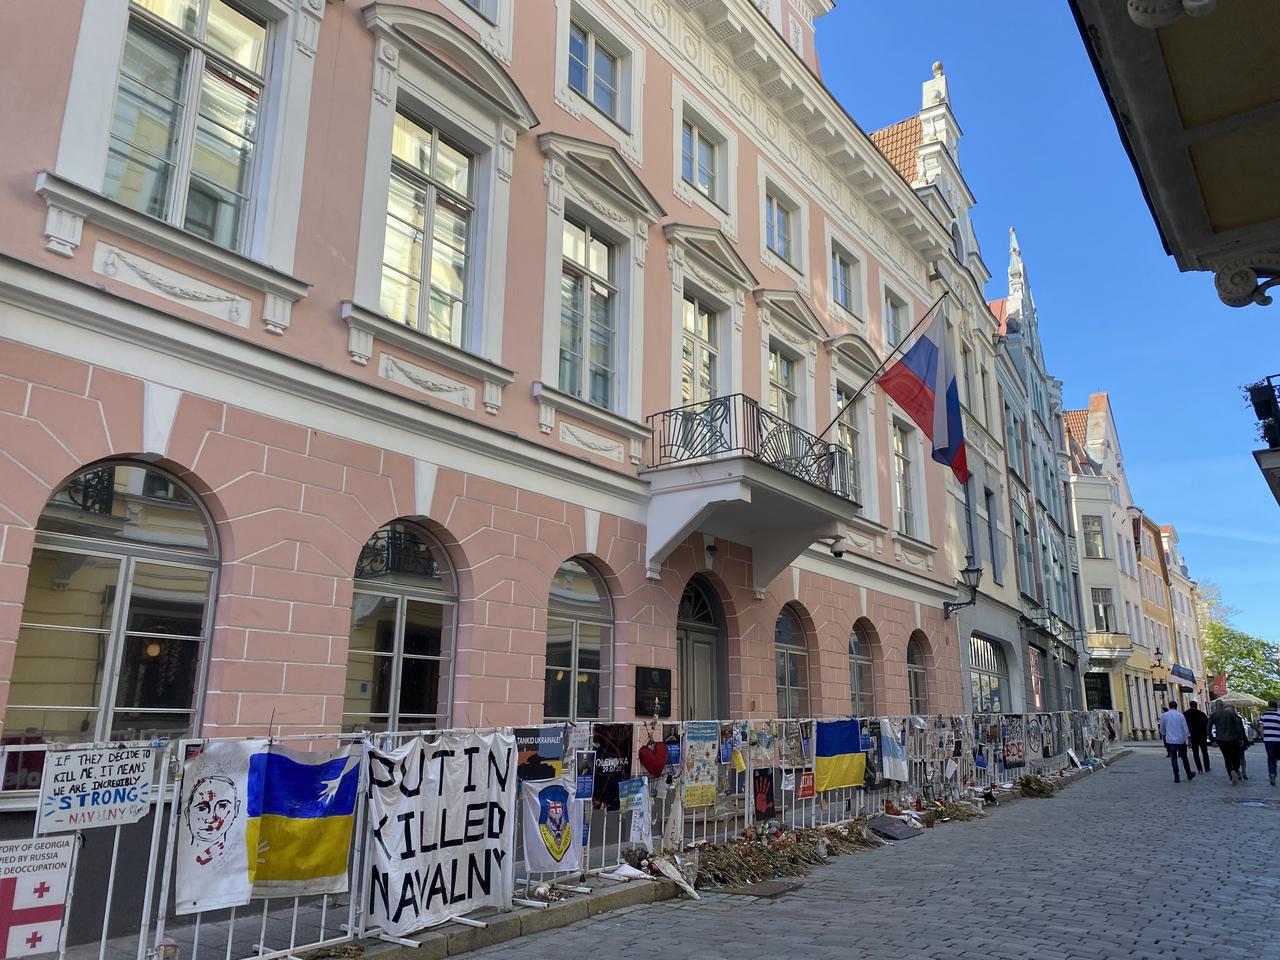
(1159, 702, 1195, 783)
(1209, 700, 1249, 785)
(1261, 700, 1280, 787)
(1184, 700, 1211, 773)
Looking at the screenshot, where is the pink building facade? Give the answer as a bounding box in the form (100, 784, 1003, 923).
(0, 0, 967, 759)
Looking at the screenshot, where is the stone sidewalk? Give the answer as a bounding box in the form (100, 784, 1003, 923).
(469, 744, 1280, 960)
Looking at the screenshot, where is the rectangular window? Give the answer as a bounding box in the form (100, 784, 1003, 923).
(832, 249, 855, 313)
(980, 369, 991, 426)
(1091, 588, 1116, 633)
(1082, 515, 1105, 558)
(681, 120, 717, 202)
(568, 21, 618, 119)
(379, 112, 474, 347)
(560, 218, 615, 409)
(765, 191, 793, 263)
(680, 294, 718, 405)
(894, 423, 914, 537)
(1014, 503, 1034, 592)
(104, 0, 268, 251)
(768, 346, 797, 422)
(885, 291, 906, 347)
(984, 488, 1001, 584)
(835, 387, 863, 507)
(961, 345, 973, 409)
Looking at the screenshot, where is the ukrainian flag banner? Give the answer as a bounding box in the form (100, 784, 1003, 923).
(813, 720, 866, 792)
(246, 744, 362, 897)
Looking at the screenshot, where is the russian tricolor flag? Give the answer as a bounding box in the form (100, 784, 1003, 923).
(877, 309, 970, 484)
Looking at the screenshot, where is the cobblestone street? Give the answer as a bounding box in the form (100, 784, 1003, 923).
(473, 745, 1280, 960)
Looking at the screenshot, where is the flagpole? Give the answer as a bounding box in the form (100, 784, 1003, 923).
(817, 291, 951, 441)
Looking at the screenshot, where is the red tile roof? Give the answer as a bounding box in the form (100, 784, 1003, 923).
(1063, 409, 1088, 444)
(869, 116, 921, 184)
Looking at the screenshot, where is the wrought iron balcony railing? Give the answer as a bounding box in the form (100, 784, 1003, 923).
(61, 465, 116, 515)
(647, 393, 855, 501)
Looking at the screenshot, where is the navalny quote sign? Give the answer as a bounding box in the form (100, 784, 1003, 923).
(37, 747, 155, 835)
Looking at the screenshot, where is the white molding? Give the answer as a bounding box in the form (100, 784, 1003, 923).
(532, 382, 651, 465)
(143, 380, 182, 457)
(36, 172, 309, 336)
(55, 0, 128, 191)
(559, 421, 625, 462)
(0, 257, 651, 520)
(552, 0, 646, 164)
(379, 352, 476, 411)
(439, 0, 516, 63)
(342, 301, 514, 413)
(93, 243, 250, 328)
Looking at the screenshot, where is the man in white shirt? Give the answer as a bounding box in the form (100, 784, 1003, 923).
(1159, 702, 1195, 783)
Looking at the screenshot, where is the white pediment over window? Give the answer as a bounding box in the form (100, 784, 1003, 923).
(539, 133, 665, 222)
(364, 4, 538, 129)
(827, 332, 879, 374)
(664, 223, 756, 292)
(753, 288, 828, 343)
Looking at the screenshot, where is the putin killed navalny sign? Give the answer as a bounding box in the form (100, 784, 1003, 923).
(366, 731, 516, 935)
(36, 747, 155, 834)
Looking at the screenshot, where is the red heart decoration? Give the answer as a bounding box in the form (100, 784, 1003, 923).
(638, 740, 668, 779)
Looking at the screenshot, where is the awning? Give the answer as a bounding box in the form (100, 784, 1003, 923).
(1171, 664, 1197, 690)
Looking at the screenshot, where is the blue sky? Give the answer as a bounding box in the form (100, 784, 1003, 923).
(815, 1, 1280, 639)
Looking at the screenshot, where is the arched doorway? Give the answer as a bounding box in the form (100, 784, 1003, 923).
(676, 577, 726, 720)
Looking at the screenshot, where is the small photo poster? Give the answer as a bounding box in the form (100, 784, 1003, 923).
(752, 769, 776, 822)
(617, 777, 645, 814)
(797, 770, 815, 800)
(575, 751, 595, 800)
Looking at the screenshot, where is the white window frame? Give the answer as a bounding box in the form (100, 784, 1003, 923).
(829, 340, 881, 525)
(757, 160, 809, 291)
(54, 0, 319, 274)
(442, 0, 514, 62)
(1082, 514, 1107, 559)
(825, 222, 866, 323)
(755, 290, 823, 434)
(553, 0, 643, 162)
(537, 135, 658, 454)
(559, 217, 618, 410)
(679, 292, 721, 406)
(671, 81, 737, 237)
(883, 284, 909, 351)
(767, 342, 800, 424)
(350, 11, 533, 412)
(892, 419, 918, 539)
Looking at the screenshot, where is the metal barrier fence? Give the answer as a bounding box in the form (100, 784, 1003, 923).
(5, 709, 1118, 960)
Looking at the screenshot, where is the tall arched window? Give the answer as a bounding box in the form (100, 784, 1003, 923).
(907, 633, 929, 715)
(344, 521, 456, 732)
(774, 605, 809, 719)
(544, 559, 612, 722)
(849, 621, 877, 717)
(13, 462, 217, 749)
(968, 635, 1007, 713)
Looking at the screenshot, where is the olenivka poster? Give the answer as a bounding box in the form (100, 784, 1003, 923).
(366, 731, 516, 935)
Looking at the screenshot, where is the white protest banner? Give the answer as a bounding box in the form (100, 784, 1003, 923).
(521, 777, 582, 873)
(367, 731, 515, 936)
(0, 836, 75, 958)
(175, 740, 264, 915)
(37, 746, 154, 834)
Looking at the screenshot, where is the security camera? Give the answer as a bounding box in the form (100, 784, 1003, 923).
(830, 542, 846, 559)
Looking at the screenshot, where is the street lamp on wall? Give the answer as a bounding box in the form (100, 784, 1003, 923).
(943, 555, 983, 620)
(1154, 645, 1164, 669)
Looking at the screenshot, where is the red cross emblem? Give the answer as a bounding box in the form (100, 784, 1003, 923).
(0, 876, 64, 954)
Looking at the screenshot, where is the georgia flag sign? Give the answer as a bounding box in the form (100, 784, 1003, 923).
(0, 837, 74, 959)
(876, 308, 970, 484)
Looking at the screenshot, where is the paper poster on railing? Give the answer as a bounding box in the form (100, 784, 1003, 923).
(366, 731, 515, 936)
(175, 740, 363, 915)
(37, 745, 154, 834)
(1002, 716, 1026, 770)
(522, 777, 582, 873)
(175, 739, 262, 915)
(879, 719, 909, 783)
(682, 721, 719, 808)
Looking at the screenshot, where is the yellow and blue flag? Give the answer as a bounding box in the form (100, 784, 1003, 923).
(814, 720, 866, 792)
(245, 744, 361, 897)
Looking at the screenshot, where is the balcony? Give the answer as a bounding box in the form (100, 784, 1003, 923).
(1245, 375, 1280, 507)
(1085, 632, 1134, 666)
(642, 394, 860, 595)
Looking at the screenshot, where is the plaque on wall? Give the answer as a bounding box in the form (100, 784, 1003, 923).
(634, 667, 672, 718)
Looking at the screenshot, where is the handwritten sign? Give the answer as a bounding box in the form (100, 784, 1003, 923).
(37, 747, 154, 835)
(0, 837, 75, 958)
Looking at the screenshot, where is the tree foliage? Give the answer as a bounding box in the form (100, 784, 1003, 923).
(1202, 620, 1280, 702)
(1194, 579, 1237, 629)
